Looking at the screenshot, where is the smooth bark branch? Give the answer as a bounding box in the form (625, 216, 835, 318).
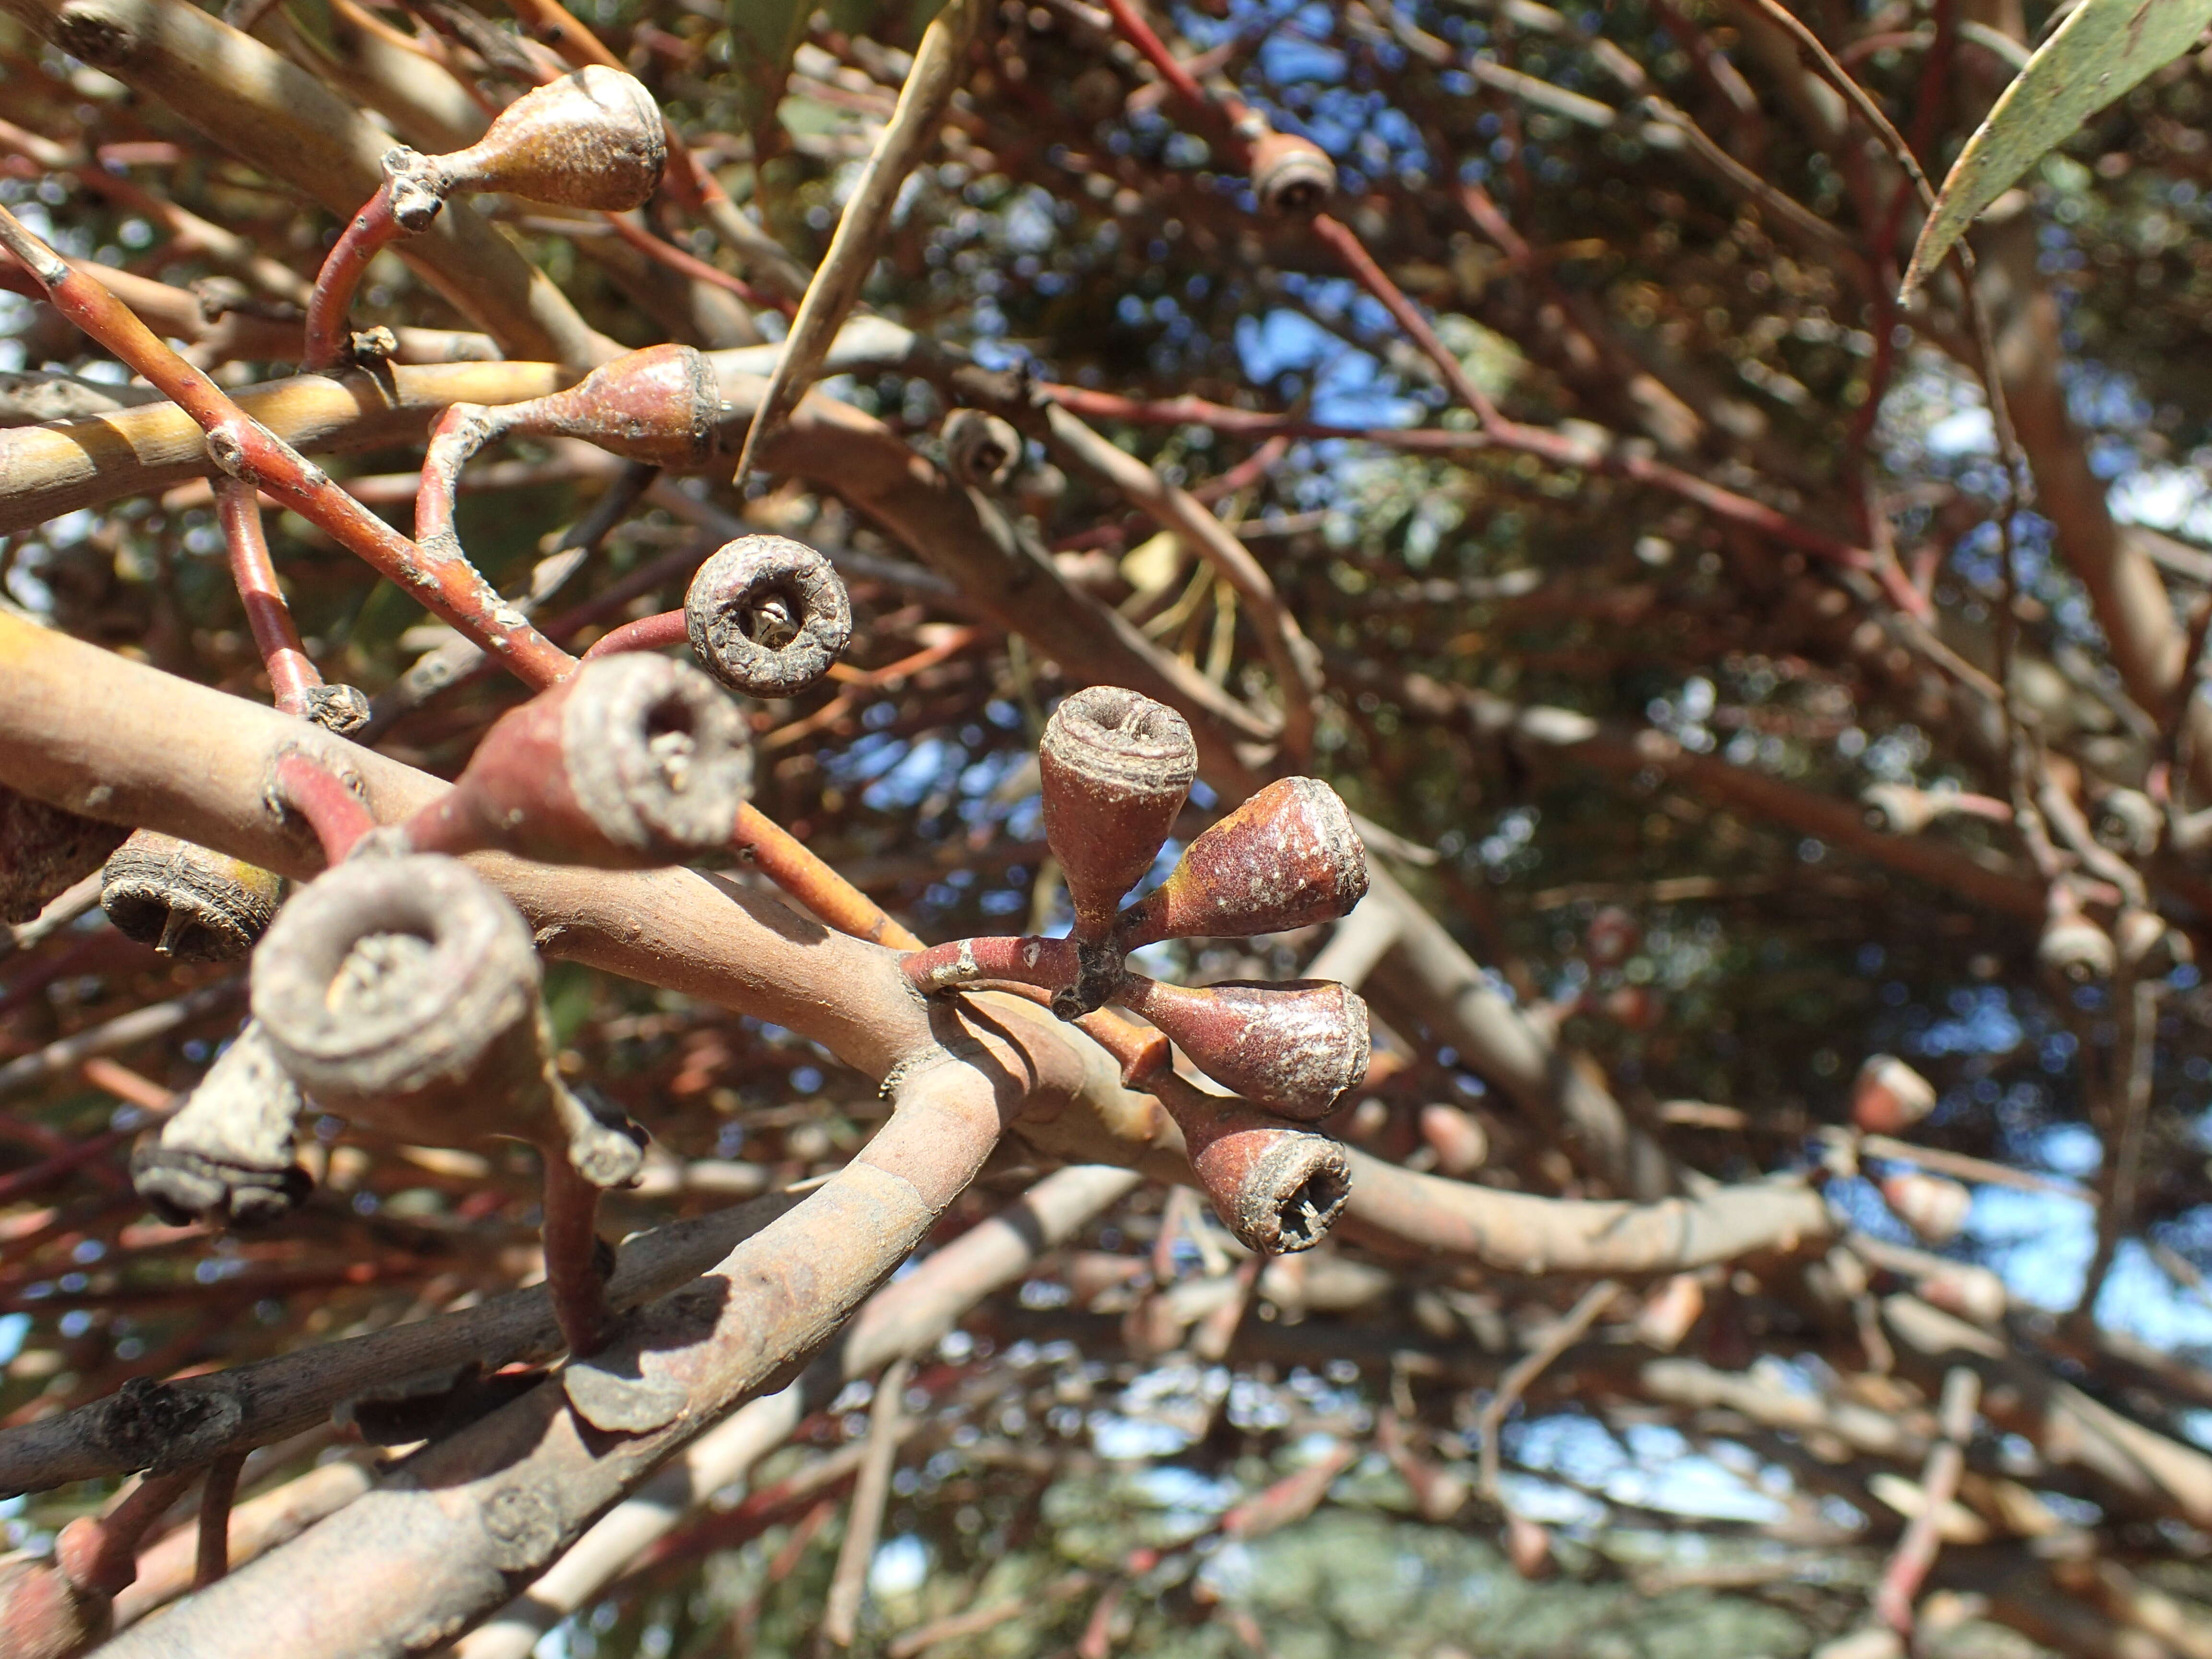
(0, 0, 613, 365)
(0, 1191, 806, 1494)
(1338, 1149, 1830, 1274)
(104, 1061, 1034, 1659)
(456, 1166, 1141, 1659)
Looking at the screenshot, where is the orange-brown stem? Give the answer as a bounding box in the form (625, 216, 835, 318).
(272, 753, 375, 865)
(541, 1152, 611, 1355)
(216, 478, 321, 716)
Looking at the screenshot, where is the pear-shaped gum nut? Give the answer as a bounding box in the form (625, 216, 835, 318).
(1040, 687, 1197, 942)
(685, 534, 853, 698)
(1116, 976, 1370, 1121)
(497, 343, 723, 469)
(1117, 777, 1367, 948)
(2037, 887, 2114, 985)
(101, 830, 281, 962)
(408, 653, 753, 868)
(439, 65, 667, 211)
(1160, 1084, 1349, 1253)
(1250, 132, 1336, 216)
(943, 408, 1022, 490)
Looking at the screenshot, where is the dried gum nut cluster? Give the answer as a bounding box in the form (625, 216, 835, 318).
(905, 686, 1373, 1123)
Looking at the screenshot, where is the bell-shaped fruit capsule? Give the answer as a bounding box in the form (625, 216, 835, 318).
(685, 534, 854, 698)
(132, 1022, 311, 1228)
(403, 654, 753, 868)
(501, 344, 724, 469)
(1116, 976, 1370, 1121)
(2038, 885, 2115, 985)
(439, 66, 667, 211)
(1117, 776, 1367, 948)
(1850, 1053, 1936, 1134)
(1881, 1170, 1972, 1246)
(1040, 687, 1197, 942)
(253, 854, 546, 1133)
(2095, 787, 2161, 857)
(101, 830, 282, 961)
(943, 408, 1022, 491)
(1157, 1081, 1349, 1254)
(1250, 132, 1336, 216)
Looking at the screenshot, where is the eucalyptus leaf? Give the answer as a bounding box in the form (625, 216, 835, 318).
(1902, 0, 2212, 298)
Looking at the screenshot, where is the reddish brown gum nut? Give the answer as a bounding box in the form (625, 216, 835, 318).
(1116, 777, 1367, 948)
(1116, 977, 1370, 1121)
(502, 343, 722, 469)
(685, 535, 853, 698)
(0, 1550, 108, 1658)
(1851, 1053, 1935, 1134)
(1249, 132, 1336, 216)
(1039, 687, 1197, 942)
(100, 830, 281, 962)
(439, 66, 667, 211)
(1162, 1087, 1349, 1254)
(424, 654, 752, 867)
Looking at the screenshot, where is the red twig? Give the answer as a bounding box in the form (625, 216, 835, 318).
(302, 180, 407, 372)
(540, 1152, 610, 1355)
(580, 609, 690, 660)
(216, 479, 321, 716)
(271, 753, 376, 865)
(0, 205, 577, 682)
(193, 1454, 244, 1589)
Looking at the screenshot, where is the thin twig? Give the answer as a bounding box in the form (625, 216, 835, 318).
(822, 1354, 912, 1648)
(1874, 1366, 1979, 1631)
(1478, 1280, 1620, 1500)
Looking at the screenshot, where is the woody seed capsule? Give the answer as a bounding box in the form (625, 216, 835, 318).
(1249, 132, 1337, 216)
(1116, 976, 1370, 1121)
(1040, 687, 1197, 942)
(685, 534, 853, 698)
(437, 66, 667, 210)
(1116, 776, 1368, 948)
(101, 830, 282, 961)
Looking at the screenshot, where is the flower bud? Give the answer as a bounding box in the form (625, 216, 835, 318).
(1116, 776, 1367, 948)
(1039, 687, 1197, 942)
(439, 66, 667, 210)
(101, 830, 282, 961)
(685, 534, 853, 698)
(1116, 976, 1370, 1121)
(405, 654, 753, 868)
(1851, 1053, 1936, 1134)
(1250, 132, 1335, 216)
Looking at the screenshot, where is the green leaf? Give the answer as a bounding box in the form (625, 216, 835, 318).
(1902, 0, 2212, 298)
(725, 0, 813, 141)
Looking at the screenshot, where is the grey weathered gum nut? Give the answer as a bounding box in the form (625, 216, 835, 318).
(566, 653, 754, 854)
(101, 829, 281, 961)
(252, 854, 542, 1124)
(684, 535, 852, 698)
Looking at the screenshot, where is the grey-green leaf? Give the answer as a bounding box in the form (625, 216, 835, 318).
(1902, 0, 2212, 299)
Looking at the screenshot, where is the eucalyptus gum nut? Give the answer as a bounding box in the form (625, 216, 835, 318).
(942, 407, 1022, 490)
(1038, 687, 1197, 941)
(438, 67, 667, 211)
(1115, 977, 1370, 1121)
(252, 854, 545, 1137)
(0, 784, 128, 925)
(685, 534, 852, 697)
(1115, 776, 1367, 948)
(132, 1022, 311, 1228)
(1850, 1053, 1936, 1134)
(1165, 1088, 1350, 1253)
(100, 829, 281, 961)
(2038, 889, 2115, 985)
(500, 343, 723, 469)
(1249, 132, 1336, 216)
(409, 655, 752, 867)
